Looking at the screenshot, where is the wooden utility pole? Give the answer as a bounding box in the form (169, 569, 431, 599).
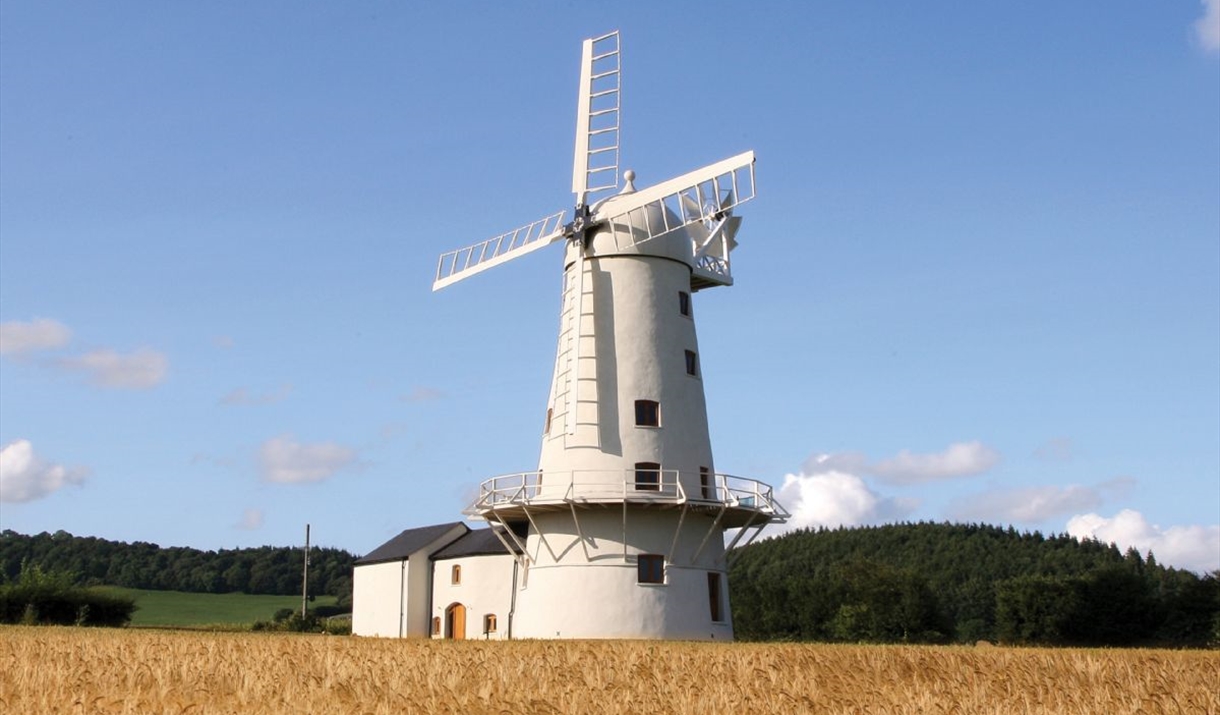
(302, 523, 310, 618)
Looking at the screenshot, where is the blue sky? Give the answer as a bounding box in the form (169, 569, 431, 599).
(2, 2, 1218, 573)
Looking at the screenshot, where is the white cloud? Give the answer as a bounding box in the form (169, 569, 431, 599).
(220, 384, 293, 406)
(800, 451, 869, 476)
(868, 441, 1000, 484)
(0, 318, 72, 356)
(236, 508, 264, 530)
(776, 470, 917, 532)
(56, 347, 168, 389)
(259, 434, 358, 484)
(946, 478, 1135, 524)
(213, 335, 235, 349)
(0, 439, 89, 503)
(948, 484, 1104, 523)
(1068, 509, 1220, 574)
(1197, 0, 1220, 52)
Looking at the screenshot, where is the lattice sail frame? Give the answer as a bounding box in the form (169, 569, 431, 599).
(571, 31, 621, 208)
(430, 30, 756, 292)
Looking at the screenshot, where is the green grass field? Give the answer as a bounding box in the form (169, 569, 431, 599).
(100, 587, 339, 627)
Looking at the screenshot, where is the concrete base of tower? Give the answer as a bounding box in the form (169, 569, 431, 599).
(510, 561, 734, 640)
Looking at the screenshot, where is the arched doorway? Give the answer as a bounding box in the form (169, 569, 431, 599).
(445, 603, 466, 639)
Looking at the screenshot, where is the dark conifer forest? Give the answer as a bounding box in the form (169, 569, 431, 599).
(729, 523, 1218, 647)
(0, 530, 356, 603)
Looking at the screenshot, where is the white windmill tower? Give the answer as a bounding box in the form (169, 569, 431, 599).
(433, 31, 788, 640)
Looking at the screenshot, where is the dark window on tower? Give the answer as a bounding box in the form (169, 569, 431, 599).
(700, 467, 712, 500)
(634, 461, 661, 491)
(451, 564, 461, 585)
(484, 613, 498, 633)
(708, 572, 724, 621)
(685, 350, 698, 376)
(634, 399, 660, 427)
(544, 407, 553, 435)
(432, 617, 441, 636)
(638, 554, 665, 584)
(679, 291, 691, 317)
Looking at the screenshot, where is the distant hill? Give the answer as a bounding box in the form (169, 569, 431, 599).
(728, 522, 1218, 647)
(0, 530, 356, 603)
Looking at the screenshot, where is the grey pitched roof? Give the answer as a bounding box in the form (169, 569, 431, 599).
(431, 527, 521, 559)
(356, 522, 467, 565)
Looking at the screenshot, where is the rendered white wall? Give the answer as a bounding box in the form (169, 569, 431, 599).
(352, 560, 406, 638)
(430, 553, 517, 640)
(539, 223, 715, 496)
(511, 509, 731, 640)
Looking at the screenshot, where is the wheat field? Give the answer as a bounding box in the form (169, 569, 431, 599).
(1, 627, 1216, 715)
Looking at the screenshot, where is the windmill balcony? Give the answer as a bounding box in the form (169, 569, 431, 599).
(691, 254, 732, 291)
(465, 470, 789, 530)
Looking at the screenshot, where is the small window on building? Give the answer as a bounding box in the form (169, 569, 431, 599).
(451, 564, 461, 585)
(700, 466, 712, 500)
(634, 462, 661, 491)
(634, 399, 660, 427)
(484, 613, 498, 634)
(432, 616, 441, 636)
(708, 572, 724, 621)
(685, 350, 698, 376)
(679, 291, 691, 317)
(638, 554, 665, 584)
(544, 407, 553, 435)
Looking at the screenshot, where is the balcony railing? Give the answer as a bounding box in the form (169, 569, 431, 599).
(467, 469, 788, 522)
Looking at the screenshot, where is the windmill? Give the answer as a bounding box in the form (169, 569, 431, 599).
(432, 31, 788, 640)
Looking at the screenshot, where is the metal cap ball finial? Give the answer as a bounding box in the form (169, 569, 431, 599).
(622, 169, 636, 193)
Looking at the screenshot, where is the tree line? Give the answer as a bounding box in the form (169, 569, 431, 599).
(5, 524, 1216, 646)
(728, 522, 1218, 648)
(0, 562, 137, 627)
(0, 530, 356, 603)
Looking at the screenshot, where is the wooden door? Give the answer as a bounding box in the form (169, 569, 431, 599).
(446, 603, 466, 640)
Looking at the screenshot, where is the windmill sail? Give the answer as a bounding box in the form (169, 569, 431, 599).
(433, 210, 568, 291)
(597, 151, 756, 252)
(571, 31, 621, 207)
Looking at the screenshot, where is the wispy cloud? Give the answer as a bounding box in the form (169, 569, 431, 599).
(56, 348, 168, 389)
(948, 484, 1101, 523)
(400, 386, 445, 403)
(868, 441, 1000, 484)
(946, 478, 1134, 524)
(236, 508, 264, 530)
(775, 442, 1000, 531)
(258, 434, 358, 484)
(1197, 0, 1220, 52)
(213, 335, 235, 349)
(1, 319, 168, 390)
(0, 439, 89, 503)
(219, 384, 293, 406)
(0, 318, 72, 357)
(1068, 509, 1220, 574)
(1032, 437, 1074, 462)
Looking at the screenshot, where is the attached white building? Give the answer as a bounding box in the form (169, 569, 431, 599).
(352, 522, 521, 640)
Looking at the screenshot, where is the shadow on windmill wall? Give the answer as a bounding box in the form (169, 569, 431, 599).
(592, 263, 622, 457)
